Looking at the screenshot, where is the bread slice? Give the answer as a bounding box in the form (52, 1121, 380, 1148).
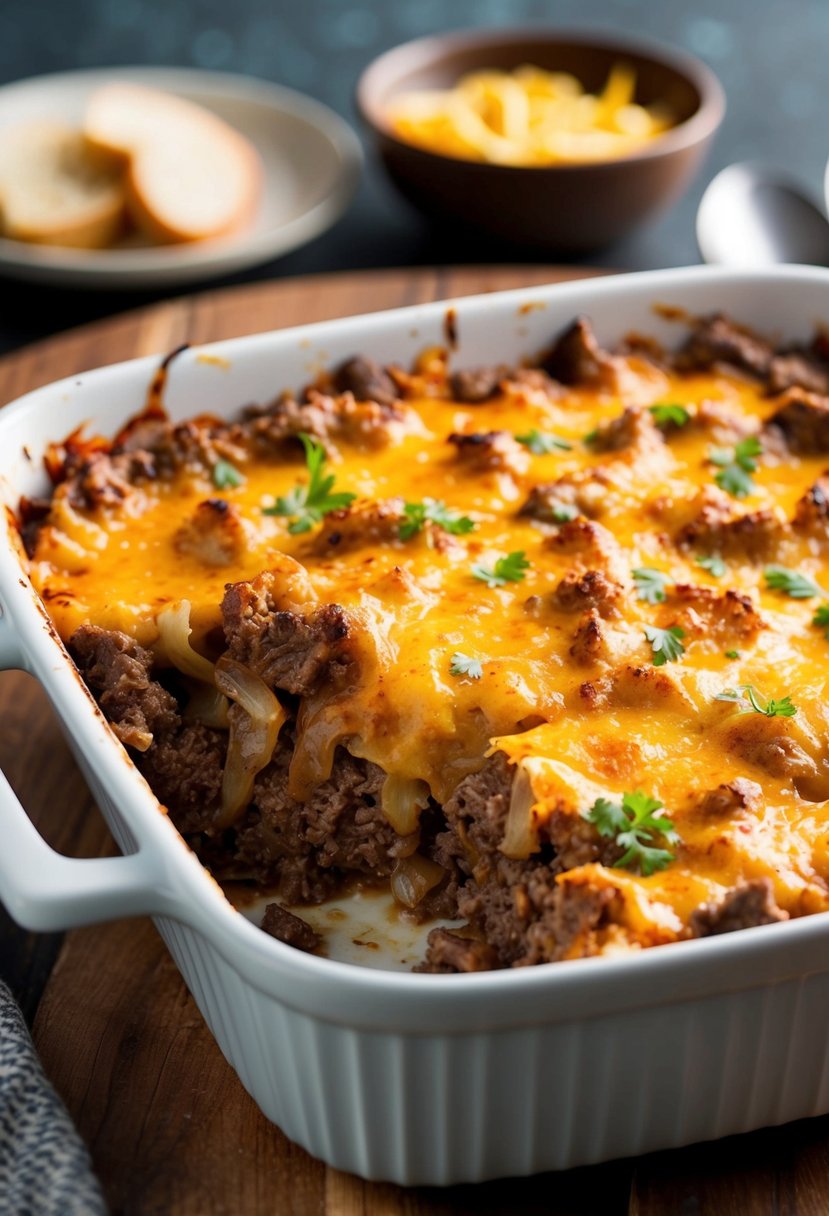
(85, 84, 261, 244)
(0, 121, 125, 249)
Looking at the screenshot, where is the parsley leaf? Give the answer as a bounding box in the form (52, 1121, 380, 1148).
(697, 554, 727, 577)
(649, 403, 690, 428)
(263, 432, 355, 533)
(715, 684, 797, 717)
(633, 567, 669, 604)
(551, 502, 579, 523)
(724, 649, 741, 660)
(585, 790, 679, 876)
(400, 498, 475, 541)
(212, 458, 245, 489)
(449, 652, 483, 680)
(583, 427, 598, 445)
(470, 550, 530, 588)
(643, 624, 686, 666)
(710, 435, 762, 498)
(764, 565, 823, 599)
(813, 604, 829, 638)
(515, 428, 572, 454)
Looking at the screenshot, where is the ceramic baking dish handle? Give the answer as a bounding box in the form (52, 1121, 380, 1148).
(0, 607, 174, 931)
(0, 767, 174, 930)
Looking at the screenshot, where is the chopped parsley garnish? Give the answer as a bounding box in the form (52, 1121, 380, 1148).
(697, 554, 727, 577)
(643, 624, 686, 666)
(813, 604, 829, 638)
(715, 685, 797, 717)
(649, 403, 690, 428)
(709, 436, 762, 498)
(585, 790, 679, 876)
(724, 649, 741, 660)
(263, 432, 355, 533)
(550, 502, 579, 523)
(212, 458, 245, 489)
(449, 652, 483, 680)
(399, 498, 475, 541)
(515, 428, 572, 454)
(633, 567, 669, 605)
(583, 427, 598, 445)
(470, 550, 530, 588)
(764, 565, 823, 599)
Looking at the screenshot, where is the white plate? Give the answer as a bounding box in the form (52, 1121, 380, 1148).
(0, 66, 363, 289)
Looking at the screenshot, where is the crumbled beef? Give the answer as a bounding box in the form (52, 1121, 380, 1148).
(70, 625, 179, 751)
(590, 406, 664, 455)
(65, 449, 155, 512)
(768, 351, 829, 396)
(449, 366, 507, 403)
(690, 879, 787, 937)
(692, 399, 757, 444)
(676, 314, 773, 378)
(677, 502, 784, 562)
(504, 367, 562, 396)
(546, 518, 628, 581)
(698, 778, 762, 818)
(239, 388, 412, 453)
(333, 355, 398, 407)
(553, 569, 624, 618)
(112, 413, 246, 479)
(519, 469, 614, 523)
(765, 387, 829, 453)
(138, 721, 225, 833)
(793, 474, 829, 539)
(668, 585, 765, 644)
(569, 609, 611, 665)
(261, 903, 322, 952)
(222, 573, 355, 696)
(519, 481, 579, 523)
(447, 430, 529, 477)
(438, 754, 615, 967)
(721, 714, 816, 789)
(541, 316, 618, 388)
(415, 928, 497, 973)
(459, 868, 615, 968)
(311, 497, 404, 555)
(173, 498, 250, 567)
(233, 744, 410, 901)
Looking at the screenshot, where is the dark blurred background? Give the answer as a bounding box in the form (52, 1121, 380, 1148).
(0, 0, 826, 351)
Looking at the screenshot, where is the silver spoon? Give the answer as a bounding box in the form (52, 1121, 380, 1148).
(696, 162, 829, 267)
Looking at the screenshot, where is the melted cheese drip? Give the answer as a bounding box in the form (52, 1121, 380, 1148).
(30, 355, 829, 938)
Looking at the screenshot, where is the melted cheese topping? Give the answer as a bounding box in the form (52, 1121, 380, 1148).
(29, 347, 829, 941)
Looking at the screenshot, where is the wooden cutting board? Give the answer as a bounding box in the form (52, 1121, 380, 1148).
(1, 266, 827, 1216)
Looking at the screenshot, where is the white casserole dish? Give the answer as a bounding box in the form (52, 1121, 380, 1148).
(2, 266, 829, 1185)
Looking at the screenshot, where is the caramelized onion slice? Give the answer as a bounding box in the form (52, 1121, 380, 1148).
(157, 597, 230, 729)
(381, 773, 431, 836)
(390, 854, 446, 910)
(500, 762, 540, 860)
(214, 656, 287, 828)
(156, 599, 216, 684)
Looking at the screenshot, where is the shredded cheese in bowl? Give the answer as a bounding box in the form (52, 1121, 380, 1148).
(388, 63, 675, 165)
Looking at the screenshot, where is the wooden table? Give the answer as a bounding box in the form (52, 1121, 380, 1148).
(2, 265, 829, 1215)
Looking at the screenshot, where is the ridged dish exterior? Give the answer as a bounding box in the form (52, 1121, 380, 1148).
(3, 268, 829, 1185)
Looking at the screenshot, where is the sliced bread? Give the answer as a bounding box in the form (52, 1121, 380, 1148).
(0, 121, 125, 249)
(84, 84, 261, 244)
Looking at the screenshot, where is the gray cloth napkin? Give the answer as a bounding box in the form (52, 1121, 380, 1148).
(0, 981, 106, 1216)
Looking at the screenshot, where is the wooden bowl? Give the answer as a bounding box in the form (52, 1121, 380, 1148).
(357, 28, 725, 253)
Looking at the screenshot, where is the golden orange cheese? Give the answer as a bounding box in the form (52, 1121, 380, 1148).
(28, 342, 829, 950)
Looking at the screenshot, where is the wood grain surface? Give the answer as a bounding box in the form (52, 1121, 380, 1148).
(2, 265, 828, 1216)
